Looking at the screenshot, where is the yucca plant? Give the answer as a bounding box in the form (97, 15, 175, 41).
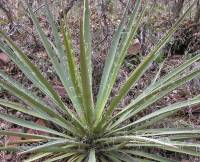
(0, 0, 200, 161)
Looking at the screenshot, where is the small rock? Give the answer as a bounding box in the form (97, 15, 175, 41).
(0, 53, 10, 64)
(128, 39, 141, 55)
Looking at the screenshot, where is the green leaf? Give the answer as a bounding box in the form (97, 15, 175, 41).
(151, 59, 166, 85)
(95, 0, 143, 125)
(88, 149, 96, 162)
(83, 0, 92, 86)
(106, 2, 195, 118)
(113, 95, 200, 133)
(124, 150, 178, 162)
(0, 80, 80, 136)
(24, 153, 52, 162)
(104, 153, 121, 162)
(0, 1, 199, 161)
(44, 0, 83, 116)
(0, 130, 59, 140)
(132, 111, 177, 131)
(96, 136, 176, 148)
(0, 40, 83, 135)
(0, 79, 64, 123)
(94, 0, 139, 123)
(156, 145, 200, 157)
(80, 17, 94, 127)
(147, 54, 200, 93)
(110, 69, 200, 130)
(168, 141, 200, 148)
(0, 99, 48, 120)
(24, 3, 86, 132)
(62, 24, 84, 118)
(43, 153, 76, 162)
(0, 40, 45, 91)
(0, 113, 69, 138)
(67, 154, 82, 162)
(0, 30, 70, 118)
(0, 41, 49, 97)
(123, 143, 200, 157)
(76, 154, 86, 162)
(44, 0, 64, 62)
(24, 3, 82, 120)
(137, 128, 200, 137)
(110, 151, 142, 162)
(169, 134, 200, 140)
(48, 39, 86, 125)
(20, 139, 85, 155)
(130, 54, 200, 110)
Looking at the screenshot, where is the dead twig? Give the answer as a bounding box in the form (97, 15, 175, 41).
(59, 0, 79, 18)
(33, 1, 60, 13)
(0, 0, 13, 25)
(93, 0, 110, 50)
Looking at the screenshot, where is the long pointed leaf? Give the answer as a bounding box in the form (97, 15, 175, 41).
(124, 150, 177, 162)
(0, 113, 69, 138)
(0, 99, 48, 120)
(95, 0, 143, 125)
(0, 30, 70, 117)
(80, 18, 94, 126)
(114, 54, 200, 120)
(88, 149, 96, 162)
(95, 0, 135, 122)
(113, 95, 200, 133)
(0, 80, 80, 136)
(83, 0, 92, 86)
(62, 24, 84, 118)
(0, 130, 59, 140)
(43, 153, 76, 162)
(25, 2, 86, 131)
(44, 0, 83, 116)
(20, 139, 85, 155)
(106, 2, 195, 118)
(24, 153, 52, 162)
(110, 69, 200, 130)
